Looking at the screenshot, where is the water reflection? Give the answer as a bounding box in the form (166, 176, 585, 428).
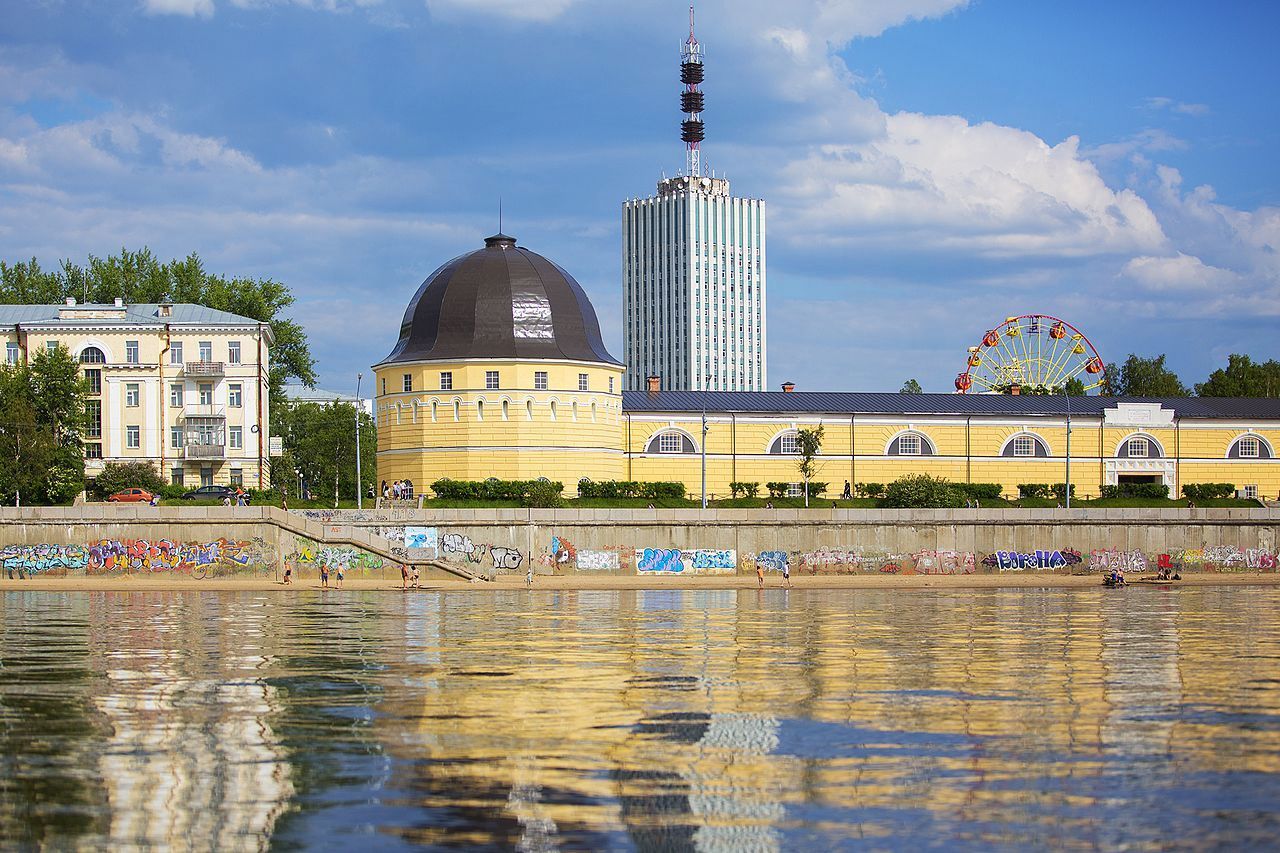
(3, 587, 1280, 849)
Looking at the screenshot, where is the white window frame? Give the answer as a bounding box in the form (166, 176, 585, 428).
(440, 372, 452, 391)
(227, 341, 241, 364)
(126, 425, 140, 449)
(1127, 437, 1150, 458)
(402, 374, 413, 393)
(534, 371, 548, 391)
(898, 434, 922, 456)
(5, 342, 18, 364)
(198, 341, 212, 362)
(787, 482, 803, 497)
(228, 383, 242, 408)
(170, 384, 183, 407)
(659, 432, 683, 454)
(1013, 435, 1035, 457)
(125, 384, 140, 407)
(578, 373, 589, 392)
(198, 383, 213, 406)
(229, 426, 243, 450)
(1238, 436, 1261, 458)
(170, 427, 183, 449)
(485, 370, 499, 390)
(170, 342, 183, 365)
(1244, 484, 1259, 499)
(780, 433, 801, 455)
(125, 341, 139, 364)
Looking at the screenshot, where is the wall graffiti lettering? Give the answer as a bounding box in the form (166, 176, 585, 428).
(371, 526, 407, 545)
(291, 542, 384, 573)
(1089, 549, 1148, 573)
(755, 551, 789, 572)
(441, 533, 482, 562)
(83, 538, 269, 576)
(982, 549, 1082, 571)
(2, 544, 89, 578)
(635, 548, 737, 575)
(912, 549, 977, 575)
(491, 547, 524, 571)
(576, 549, 620, 571)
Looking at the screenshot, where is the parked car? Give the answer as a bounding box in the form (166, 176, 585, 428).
(181, 485, 237, 501)
(107, 488, 156, 503)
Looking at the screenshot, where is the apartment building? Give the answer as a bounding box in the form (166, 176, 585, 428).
(2, 299, 274, 489)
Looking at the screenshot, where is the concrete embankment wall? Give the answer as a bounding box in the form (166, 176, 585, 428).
(2, 506, 1278, 580)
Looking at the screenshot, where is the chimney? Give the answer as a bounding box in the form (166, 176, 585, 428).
(158, 303, 172, 318)
(64, 297, 75, 306)
(1010, 384, 1021, 396)
(781, 381, 795, 393)
(113, 297, 124, 308)
(646, 375, 661, 393)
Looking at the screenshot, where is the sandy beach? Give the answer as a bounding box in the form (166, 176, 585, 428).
(2, 571, 1276, 593)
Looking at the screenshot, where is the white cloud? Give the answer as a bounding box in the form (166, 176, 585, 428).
(426, 0, 579, 22)
(1123, 252, 1240, 291)
(142, 0, 216, 17)
(1143, 96, 1210, 117)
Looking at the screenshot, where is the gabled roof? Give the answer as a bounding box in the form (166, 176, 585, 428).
(620, 391, 1280, 420)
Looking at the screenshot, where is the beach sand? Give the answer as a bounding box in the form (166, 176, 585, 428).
(2, 572, 1275, 593)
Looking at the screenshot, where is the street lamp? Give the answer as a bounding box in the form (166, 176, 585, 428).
(1064, 387, 1072, 509)
(355, 372, 364, 510)
(701, 408, 708, 510)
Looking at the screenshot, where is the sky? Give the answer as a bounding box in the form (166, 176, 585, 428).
(1, 0, 1278, 395)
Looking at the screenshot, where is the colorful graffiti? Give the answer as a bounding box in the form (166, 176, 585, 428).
(2, 544, 89, 577)
(912, 549, 978, 575)
(1159, 546, 1278, 572)
(576, 549, 620, 571)
(84, 538, 269, 576)
(635, 548, 737, 575)
(291, 542, 384, 573)
(1089, 549, 1148, 573)
(404, 527, 437, 550)
(755, 551, 789, 572)
(982, 549, 1083, 571)
(549, 536, 576, 567)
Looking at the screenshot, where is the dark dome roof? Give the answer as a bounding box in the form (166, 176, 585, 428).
(378, 234, 620, 367)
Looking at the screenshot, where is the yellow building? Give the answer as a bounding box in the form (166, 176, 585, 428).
(2, 299, 274, 489)
(376, 237, 1280, 500)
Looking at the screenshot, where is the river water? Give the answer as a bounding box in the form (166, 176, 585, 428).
(2, 587, 1279, 850)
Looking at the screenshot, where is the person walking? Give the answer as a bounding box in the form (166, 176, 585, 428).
(783, 561, 792, 589)
(283, 561, 293, 585)
(756, 561, 765, 589)
(526, 567, 534, 589)
(841, 480, 852, 500)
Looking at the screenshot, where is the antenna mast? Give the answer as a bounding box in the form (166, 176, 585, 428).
(680, 5, 705, 177)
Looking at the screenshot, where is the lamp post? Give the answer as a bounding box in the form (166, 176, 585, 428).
(1064, 387, 1072, 509)
(355, 372, 363, 510)
(701, 408, 708, 510)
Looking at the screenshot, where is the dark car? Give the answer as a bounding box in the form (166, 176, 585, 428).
(181, 485, 237, 500)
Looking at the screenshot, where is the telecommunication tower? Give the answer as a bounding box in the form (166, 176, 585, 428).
(680, 6, 705, 177)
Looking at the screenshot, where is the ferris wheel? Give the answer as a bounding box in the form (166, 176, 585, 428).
(955, 314, 1106, 394)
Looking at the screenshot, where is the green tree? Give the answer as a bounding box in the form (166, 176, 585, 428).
(899, 378, 923, 394)
(1103, 354, 1189, 397)
(0, 248, 317, 433)
(276, 401, 376, 505)
(882, 474, 964, 508)
(1195, 354, 1280, 397)
(91, 461, 167, 499)
(0, 346, 86, 504)
(1063, 377, 1087, 396)
(795, 425, 824, 508)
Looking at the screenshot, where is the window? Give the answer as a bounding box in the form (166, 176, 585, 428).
(125, 384, 140, 407)
(126, 425, 140, 449)
(46, 340, 58, 353)
(440, 372, 453, 391)
(501, 400, 509, 420)
(476, 400, 484, 421)
(403, 374, 413, 392)
(199, 383, 213, 406)
(171, 468, 184, 486)
(227, 341, 241, 364)
(431, 401, 438, 422)
(1013, 436, 1035, 457)
(201, 466, 213, 487)
(170, 427, 183, 448)
(485, 370, 499, 390)
(382, 378, 387, 395)
(453, 400, 460, 421)
(198, 341, 212, 362)
(549, 401, 557, 420)
(85, 369, 101, 395)
(230, 469, 243, 488)
(85, 443, 102, 459)
(899, 434, 922, 456)
(1127, 437, 1149, 458)
(85, 401, 102, 439)
(5, 342, 18, 364)
(229, 426, 243, 450)
(229, 384, 242, 407)
(125, 341, 139, 364)
(535, 371, 548, 391)
(578, 373, 589, 391)
(659, 432, 683, 453)
(1244, 484, 1258, 499)
(780, 433, 801, 455)
(609, 377, 614, 394)
(526, 400, 533, 420)
(787, 483, 804, 497)
(1238, 436, 1261, 458)
(170, 342, 183, 365)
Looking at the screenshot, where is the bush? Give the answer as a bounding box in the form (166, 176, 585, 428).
(1017, 483, 1050, 499)
(955, 482, 1004, 500)
(1050, 482, 1076, 500)
(158, 484, 189, 501)
(91, 461, 166, 499)
(575, 480, 684, 500)
(856, 482, 885, 498)
(730, 481, 760, 498)
(882, 474, 964, 508)
(430, 478, 564, 507)
(808, 482, 828, 497)
(766, 482, 789, 499)
(1183, 482, 1235, 501)
(1100, 482, 1170, 499)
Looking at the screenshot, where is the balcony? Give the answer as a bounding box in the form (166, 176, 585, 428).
(185, 444, 226, 460)
(184, 404, 226, 419)
(185, 361, 224, 377)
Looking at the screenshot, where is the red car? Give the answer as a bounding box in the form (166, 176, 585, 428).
(107, 488, 155, 503)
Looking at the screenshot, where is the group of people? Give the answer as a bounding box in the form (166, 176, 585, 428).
(400, 563, 421, 589)
(220, 488, 251, 507)
(382, 480, 414, 501)
(755, 561, 792, 589)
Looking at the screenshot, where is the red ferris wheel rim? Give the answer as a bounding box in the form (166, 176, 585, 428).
(956, 313, 1106, 393)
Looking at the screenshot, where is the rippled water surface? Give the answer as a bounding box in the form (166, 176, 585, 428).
(3, 587, 1280, 850)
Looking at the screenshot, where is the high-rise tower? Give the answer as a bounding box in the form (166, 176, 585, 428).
(622, 6, 768, 392)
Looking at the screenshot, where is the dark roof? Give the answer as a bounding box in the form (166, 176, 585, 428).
(376, 234, 620, 367)
(0, 303, 265, 326)
(621, 391, 1280, 419)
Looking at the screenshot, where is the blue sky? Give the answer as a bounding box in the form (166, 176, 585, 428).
(2, 0, 1277, 394)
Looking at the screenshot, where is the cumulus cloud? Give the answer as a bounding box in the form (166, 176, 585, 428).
(427, 0, 579, 21)
(1123, 252, 1240, 291)
(141, 0, 216, 17)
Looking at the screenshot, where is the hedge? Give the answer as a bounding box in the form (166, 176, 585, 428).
(881, 474, 965, 508)
(430, 478, 564, 506)
(1182, 482, 1235, 501)
(729, 481, 760, 498)
(954, 482, 1004, 500)
(1100, 482, 1170, 499)
(575, 480, 686, 500)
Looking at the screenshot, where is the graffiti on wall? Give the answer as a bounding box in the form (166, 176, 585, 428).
(1089, 549, 1148, 573)
(982, 549, 1083, 571)
(2, 544, 89, 577)
(576, 549, 620, 571)
(548, 536, 576, 567)
(441, 533, 482, 563)
(635, 548, 737, 575)
(491, 547, 523, 571)
(372, 526, 406, 545)
(912, 549, 978, 575)
(1159, 546, 1278, 572)
(404, 527, 437, 550)
(291, 542, 384, 573)
(755, 551, 789, 572)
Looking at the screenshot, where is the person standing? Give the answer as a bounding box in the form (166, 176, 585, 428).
(281, 491, 288, 512)
(320, 562, 330, 589)
(335, 564, 345, 589)
(283, 561, 293, 585)
(401, 562, 409, 590)
(756, 561, 765, 589)
(783, 561, 792, 589)
(526, 567, 534, 589)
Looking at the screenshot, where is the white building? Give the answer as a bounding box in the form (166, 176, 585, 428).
(622, 174, 767, 391)
(1, 299, 275, 489)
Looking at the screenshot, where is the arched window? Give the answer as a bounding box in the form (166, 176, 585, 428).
(645, 430, 696, 454)
(411, 401, 418, 423)
(501, 399, 509, 421)
(549, 400, 557, 421)
(79, 347, 106, 364)
(768, 430, 801, 455)
(453, 400, 460, 421)
(572, 401, 578, 421)
(591, 402, 597, 422)
(526, 400, 534, 421)
(1000, 432, 1050, 457)
(477, 400, 485, 421)
(1228, 434, 1273, 459)
(431, 401, 438, 422)
(885, 431, 936, 456)
(1116, 433, 1164, 459)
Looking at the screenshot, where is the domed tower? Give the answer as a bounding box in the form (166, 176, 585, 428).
(373, 234, 625, 495)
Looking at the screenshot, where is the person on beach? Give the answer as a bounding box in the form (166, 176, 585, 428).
(411, 565, 421, 589)
(756, 562, 765, 589)
(283, 563, 293, 585)
(526, 567, 534, 588)
(401, 563, 409, 590)
(783, 562, 792, 588)
(335, 565, 345, 589)
(320, 563, 330, 588)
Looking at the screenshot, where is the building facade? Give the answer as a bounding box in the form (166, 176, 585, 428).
(623, 176, 767, 392)
(2, 300, 273, 489)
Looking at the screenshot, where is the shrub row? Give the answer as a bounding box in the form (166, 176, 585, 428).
(576, 480, 686, 500)
(729, 481, 760, 498)
(1100, 482, 1170, 499)
(430, 478, 564, 507)
(1017, 483, 1076, 500)
(1181, 482, 1235, 501)
(764, 482, 828, 499)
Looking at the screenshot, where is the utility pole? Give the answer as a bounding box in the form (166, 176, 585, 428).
(355, 373, 364, 510)
(1064, 388, 1072, 510)
(701, 408, 708, 509)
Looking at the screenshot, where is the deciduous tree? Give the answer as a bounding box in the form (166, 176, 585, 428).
(1195, 354, 1280, 397)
